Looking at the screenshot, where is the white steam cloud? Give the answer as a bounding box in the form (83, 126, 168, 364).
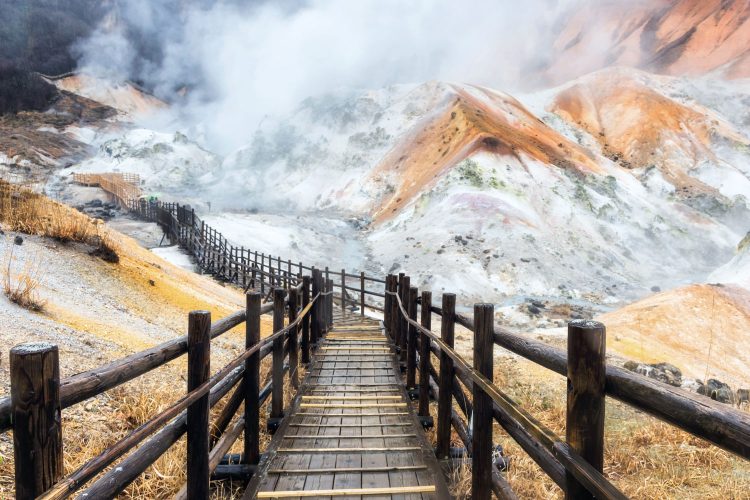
(76, 0, 580, 153)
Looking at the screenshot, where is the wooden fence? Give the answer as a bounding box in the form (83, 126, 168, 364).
(2, 271, 335, 498)
(1, 173, 746, 499)
(381, 273, 750, 498)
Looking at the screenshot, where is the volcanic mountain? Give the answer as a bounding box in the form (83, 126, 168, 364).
(546, 0, 750, 84)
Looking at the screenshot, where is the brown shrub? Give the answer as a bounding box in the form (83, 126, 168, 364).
(0, 180, 119, 262)
(2, 243, 45, 311)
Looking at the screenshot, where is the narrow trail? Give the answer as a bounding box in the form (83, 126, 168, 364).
(244, 310, 451, 499)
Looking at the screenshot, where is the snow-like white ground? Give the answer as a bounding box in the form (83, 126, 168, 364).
(151, 245, 197, 272)
(61, 70, 750, 317)
(201, 211, 370, 273)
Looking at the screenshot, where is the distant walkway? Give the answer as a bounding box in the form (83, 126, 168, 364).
(243, 311, 450, 499)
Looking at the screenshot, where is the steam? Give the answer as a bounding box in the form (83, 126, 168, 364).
(76, 0, 577, 153)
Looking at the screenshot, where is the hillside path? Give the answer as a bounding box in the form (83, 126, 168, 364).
(243, 311, 451, 499)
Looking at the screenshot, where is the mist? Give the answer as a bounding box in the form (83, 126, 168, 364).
(76, 0, 579, 154)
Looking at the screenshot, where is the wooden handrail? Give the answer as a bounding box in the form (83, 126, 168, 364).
(56, 172, 749, 499)
(0, 308, 252, 432)
(390, 289, 627, 499)
(422, 306, 750, 460)
(36, 294, 318, 500)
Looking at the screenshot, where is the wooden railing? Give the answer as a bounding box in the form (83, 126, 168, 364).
(43, 171, 750, 499)
(73, 173, 382, 310)
(3, 272, 335, 498)
(381, 273, 750, 499)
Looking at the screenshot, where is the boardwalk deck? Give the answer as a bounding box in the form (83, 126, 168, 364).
(244, 312, 451, 499)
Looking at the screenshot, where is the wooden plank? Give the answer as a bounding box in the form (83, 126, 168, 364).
(300, 403, 407, 409)
(319, 347, 391, 351)
(295, 413, 409, 417)
(290, 423, 410, 428)
(283, 434, 416, 439)
(257, 486, 436, 498)
(279, 447, 421, 453)
(302, 396, 403, 400)
(269, 465, 427, 474)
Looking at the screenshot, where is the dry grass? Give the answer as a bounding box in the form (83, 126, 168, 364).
(0, 180, 119, 261)
(22, 352, 299, 499)
(2, 242, 46, 311)
(422, 355, 750, 499)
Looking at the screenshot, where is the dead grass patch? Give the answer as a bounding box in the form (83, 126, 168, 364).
(0, 179, 119, 262)
(420, 355, 750, 499)
(2, 242, 46, 311)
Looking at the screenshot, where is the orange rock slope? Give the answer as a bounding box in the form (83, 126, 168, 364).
(548, 0, 750, 83)
(599, 283, 750, 389)
(368, 83, 600, 222)
(549, 68, 749, 195)
(55, 74, 166, 116)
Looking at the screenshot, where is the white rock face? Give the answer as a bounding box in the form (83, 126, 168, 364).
(68, 128, 221, 196)
(62, 69, 750, 309)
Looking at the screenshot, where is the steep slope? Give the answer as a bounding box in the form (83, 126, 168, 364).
(548, 68, 750, 209)
(368, 83, 601, 221)
(599, 283, 750, 389)
(54, 74, 166, 117)
(74, 69, 750, 305)
(547, 0, 750, 84)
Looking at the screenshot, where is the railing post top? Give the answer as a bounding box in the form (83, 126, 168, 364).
(188, 310, 211, 320)
(422, 290, 432, 299)
(10, 342, 58, 356)
(474, 303, 495, 311)
(568, 320, 605, 333)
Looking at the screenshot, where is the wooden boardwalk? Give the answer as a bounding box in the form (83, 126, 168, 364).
(244, 311, 451, 499)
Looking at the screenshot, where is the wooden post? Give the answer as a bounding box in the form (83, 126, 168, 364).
(436, 293, 455, 459)
(360, 271, 366, 317)
(288, 288, 299, 389)
(390, 275, 399, 343)
(10, 343, 63, 499)
(320, 272, 327, 335)
(472, 303, 494, 500)
(287, 259, 292, 288)
(245, 292, 261, 465)
(384, 275, 393, 340)
(311, 268, 321, 345)
(341, 268, 347, 317)
(390, 275, 399, 344)
(399, 275, 410, 366)
(406, 286, 419, 389)
(396, 273, 405, 348)
(326, 278, 334, 328)
(418, 291, 432, 422)
(566, 320, 606, 500)
(301, 275, 311, 364)
(187, 311, 211, 499)
(260, 254, 266, 295)
(269, 288, 286, 432)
